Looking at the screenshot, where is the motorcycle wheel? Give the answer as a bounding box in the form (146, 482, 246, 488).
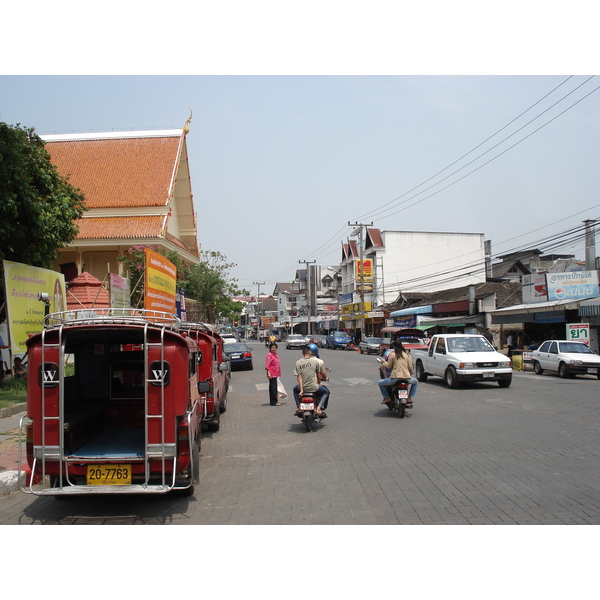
(303, 413, 313, 432)
(397, 400, 406, 419)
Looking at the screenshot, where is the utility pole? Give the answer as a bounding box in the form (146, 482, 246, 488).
(348, 221, 373, 341)
(253, 281, 264, 340)
(299, 260, 316, 336)
(584, 219, 597, 271)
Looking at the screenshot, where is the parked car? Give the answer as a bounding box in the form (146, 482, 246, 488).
(326, 331, 352, 350)
(308, 334, 327, 348)
(531, 340, 600, 379)
(286, 334, 307, 349)
(379, 328, 430, 355)
(224, 342, 253, 370)
(359, 337, 382, 354)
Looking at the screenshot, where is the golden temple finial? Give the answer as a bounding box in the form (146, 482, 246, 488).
(183, 108, 193, 135)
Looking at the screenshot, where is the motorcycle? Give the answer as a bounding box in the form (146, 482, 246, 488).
(297, 388, 329, 432)
(377, 357, 412, 419)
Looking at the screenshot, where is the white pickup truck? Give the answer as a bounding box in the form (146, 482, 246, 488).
(411, 333, 513, 388)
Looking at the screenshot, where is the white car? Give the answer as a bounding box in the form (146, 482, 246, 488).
(286, 334, 307, 349)
(531, 340, 600, 379)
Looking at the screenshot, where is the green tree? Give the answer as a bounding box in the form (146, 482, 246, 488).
(0, 122, 87, 269)
(183, 251, 248, 323)
(118, 246, 248, 323)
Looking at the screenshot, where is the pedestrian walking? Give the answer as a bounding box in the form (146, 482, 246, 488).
(265, 343, 282, 406)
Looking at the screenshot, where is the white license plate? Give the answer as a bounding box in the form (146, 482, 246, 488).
(483, 371, 494, 378)
(231, 354, 240, 359)
(398, 391, 408, 399)
(587, 368, 598, 374)
(300, 402, 314, 410)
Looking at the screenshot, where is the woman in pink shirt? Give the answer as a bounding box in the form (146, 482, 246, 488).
(265, 343, 282, 406)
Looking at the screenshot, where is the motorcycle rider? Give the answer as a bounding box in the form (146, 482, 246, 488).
(293, 344, 329, 415)
(378, 340, 418, 405)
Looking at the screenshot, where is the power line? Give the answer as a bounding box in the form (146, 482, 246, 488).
(264, 77, 600, 284)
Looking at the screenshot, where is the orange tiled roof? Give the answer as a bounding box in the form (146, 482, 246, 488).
(76, 216, 163, 239)
(44, 135, 181, 209)
(66, 271, 110, 309)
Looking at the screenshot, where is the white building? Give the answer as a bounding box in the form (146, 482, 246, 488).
(340, 228, 488, 335)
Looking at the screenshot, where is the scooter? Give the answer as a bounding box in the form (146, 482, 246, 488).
(297, 388, 329, 432)
(377, 357, 412, 419)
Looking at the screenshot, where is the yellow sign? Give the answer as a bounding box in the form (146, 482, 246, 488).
(355, 259, 373, 283)
(144, 249, 177, 313)
(2, 261, 66, 352)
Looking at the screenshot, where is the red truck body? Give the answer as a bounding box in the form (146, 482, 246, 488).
(20, 310, 207, 496)
(180, 323, 229, 431)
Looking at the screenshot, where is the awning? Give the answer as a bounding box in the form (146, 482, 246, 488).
(491, 297, 590, 325)
(491, 298, 583, 317)
(579, 296, 600, 317)
(390, 305, 433, 317)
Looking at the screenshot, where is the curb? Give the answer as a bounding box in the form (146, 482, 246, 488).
(0, 403, 28, 497)
(0, 403, 27, 420)
(0, 470, 25, 497)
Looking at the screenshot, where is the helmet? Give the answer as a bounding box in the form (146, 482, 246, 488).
(307, 342, 320, 358)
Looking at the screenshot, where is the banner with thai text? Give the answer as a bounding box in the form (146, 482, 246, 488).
(2, 260, 66, 352)
(546, 271, 598, 302)
(144, 249, 177, 314)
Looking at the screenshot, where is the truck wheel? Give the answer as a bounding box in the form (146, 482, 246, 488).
(219, 392, 228, 413)
(445, 366, 460, 389)
(415, 360, 428, 382)
(207, 407, 221, 432)
(498, 376, 512, 388)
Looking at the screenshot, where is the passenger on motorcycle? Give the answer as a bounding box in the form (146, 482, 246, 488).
(293, 344, 329, 415)
(378, 340, 418, 404)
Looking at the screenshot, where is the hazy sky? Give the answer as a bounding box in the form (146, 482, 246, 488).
(2, 6, 598, 298)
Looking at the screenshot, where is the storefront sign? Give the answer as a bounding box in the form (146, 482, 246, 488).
(546, 271, 598, 302)
(567, 323, 590, 344)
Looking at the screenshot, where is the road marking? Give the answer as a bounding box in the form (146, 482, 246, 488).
(255, 383, 269, 391)
(343, 377, 372, 386)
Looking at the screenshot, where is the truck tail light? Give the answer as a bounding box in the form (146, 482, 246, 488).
(26, 422, 34, 460)
(177, 417, 190, 457)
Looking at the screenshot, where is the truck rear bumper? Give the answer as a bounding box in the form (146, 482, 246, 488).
(457, 370, 512, 382)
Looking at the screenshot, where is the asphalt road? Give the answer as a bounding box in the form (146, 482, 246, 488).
(1, 341, 600, 526)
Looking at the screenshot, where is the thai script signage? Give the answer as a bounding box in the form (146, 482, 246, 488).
(144, 248, 177, 313)
(109, 273, 130, 308)
(3, 260, 66, 352)
(546, 271, 598, 301)
(566, 322, 590, 344)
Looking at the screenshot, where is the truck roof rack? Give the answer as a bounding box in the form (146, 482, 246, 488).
(44, 309, 181, 330)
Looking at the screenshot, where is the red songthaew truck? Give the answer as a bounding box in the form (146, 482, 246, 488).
(19, 309, 218, 496)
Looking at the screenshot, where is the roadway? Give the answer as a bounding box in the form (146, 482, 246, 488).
(1, 340, 599, 526)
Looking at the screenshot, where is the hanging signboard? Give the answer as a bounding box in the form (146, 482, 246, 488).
(546, 271, 598, 302)
(2, 260, 66, 352)
(144, 248, 177, 314)
(355, 259, 373, 291)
